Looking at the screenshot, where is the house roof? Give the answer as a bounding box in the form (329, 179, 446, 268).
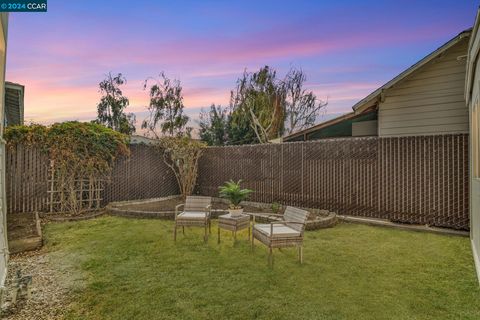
(353, 28, 472, 114)
(129, 135, 159, 145)
(5, 81, 24, 89)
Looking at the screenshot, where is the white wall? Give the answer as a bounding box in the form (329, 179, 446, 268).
(0, 13, 8, 290)
(379, 37, 469, 136)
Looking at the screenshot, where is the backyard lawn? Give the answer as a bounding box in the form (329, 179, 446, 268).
(44, 216, 480, 320)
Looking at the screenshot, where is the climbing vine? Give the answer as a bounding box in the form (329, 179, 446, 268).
(5, 122, 130, 213)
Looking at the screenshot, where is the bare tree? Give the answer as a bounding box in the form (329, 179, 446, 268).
(284, 69, 327, 135)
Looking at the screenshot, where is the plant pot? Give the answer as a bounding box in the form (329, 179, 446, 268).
(228, 208, 244, 217)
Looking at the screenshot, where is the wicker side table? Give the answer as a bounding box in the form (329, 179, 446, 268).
(217, 213, 250, 244)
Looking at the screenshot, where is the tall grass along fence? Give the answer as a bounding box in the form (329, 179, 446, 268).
(6, 144, 178, 214)
(6, 135, 469, 230)
(197, 134, 469, 230)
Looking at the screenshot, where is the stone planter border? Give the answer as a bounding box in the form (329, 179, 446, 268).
(106, 196, 338, 230)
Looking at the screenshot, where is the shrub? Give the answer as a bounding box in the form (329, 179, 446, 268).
(156, 136, 206, 199)
(5, 122, 129, 213)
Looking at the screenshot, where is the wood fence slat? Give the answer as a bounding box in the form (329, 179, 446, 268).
(5, 136, 470, 229)
(197, 135, 469, 230)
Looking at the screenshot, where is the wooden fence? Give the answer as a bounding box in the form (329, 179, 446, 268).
(5, 135, 469, 229)
(6, 144, 49, 213)
(6, 144, 178, 214)
(102, 144, 178, 204)
(197, 134, 469, 230)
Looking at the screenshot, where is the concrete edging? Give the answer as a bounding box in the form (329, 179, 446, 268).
(338, 215, 469, 237)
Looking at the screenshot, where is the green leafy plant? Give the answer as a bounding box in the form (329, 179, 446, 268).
(95, 72, 136, 135)
(218, 180, 253, 209)
(271, 202, 281, 213)
(142, 72, 191, 137)
(5, 122, 130, 213)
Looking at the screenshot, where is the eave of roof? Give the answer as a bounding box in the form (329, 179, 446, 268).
(5, 81, 24, 89)
(284, 27, 473, 141)
(466, 8, 480, 105)
(352, 28, 472, 114)
(284, 111, 356, 140)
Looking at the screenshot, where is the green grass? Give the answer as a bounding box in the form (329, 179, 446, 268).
(44, 216, 480, 320)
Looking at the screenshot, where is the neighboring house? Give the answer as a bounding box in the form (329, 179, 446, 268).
(0, 13, 8, 295)
(284, 110, 377, 142)
(466, 9, 480, 284)
(129, 135, 159, 145)
(4, 81, 24, 126)
(285, 29, 471, 142)
(130, 135, 203, 144)
(285, 24, 479, 281)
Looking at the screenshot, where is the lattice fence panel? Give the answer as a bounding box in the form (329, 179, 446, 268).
(46, 160, 105, 213)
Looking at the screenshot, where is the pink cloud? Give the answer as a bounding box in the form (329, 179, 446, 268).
(6, 6, 469, 126)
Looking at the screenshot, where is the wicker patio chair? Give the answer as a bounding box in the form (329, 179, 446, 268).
(174, 196, 212, 243)
(251, 206, 309, 266)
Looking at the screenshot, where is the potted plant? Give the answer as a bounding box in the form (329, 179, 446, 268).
(218, 180, 253, 217)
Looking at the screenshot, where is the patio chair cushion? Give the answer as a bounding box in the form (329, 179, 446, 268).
(177, 211, 209, 220)
(254, 224, 300, 238)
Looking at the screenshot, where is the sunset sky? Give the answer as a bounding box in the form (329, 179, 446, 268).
(5, 0, 478, 132)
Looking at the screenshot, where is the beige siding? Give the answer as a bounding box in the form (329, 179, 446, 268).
(467, 12, 480, 284)
(379, 38, 469, 136)
(352, 120, 377, 136)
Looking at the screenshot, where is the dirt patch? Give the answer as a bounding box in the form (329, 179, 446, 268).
(1, 250, 74, 320)
(7, 213, 43, 254)
(41, 210, 105, 222)
(7, 213, 38, 241)
(117, 197, 276, 213)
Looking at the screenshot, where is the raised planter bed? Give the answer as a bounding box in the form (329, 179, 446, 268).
(7, 212, 43, 254)
(106, 196, 338, 230)
(40, 210, 106, 222)
(305, 210, 338, 230)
